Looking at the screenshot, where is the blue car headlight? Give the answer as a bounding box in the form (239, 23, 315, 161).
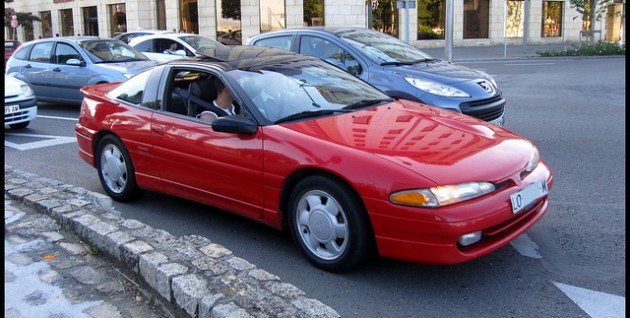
(405, 76, 470, 98)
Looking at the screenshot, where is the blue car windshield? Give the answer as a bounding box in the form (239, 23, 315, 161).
(340, 30, 434, 65)
(81, 40, 150, 63)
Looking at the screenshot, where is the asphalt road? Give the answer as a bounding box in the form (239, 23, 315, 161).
(5, 57, 625, 317)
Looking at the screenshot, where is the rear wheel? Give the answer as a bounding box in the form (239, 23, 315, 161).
(287, 175, 373, 272)
(96, 135, 143, 201)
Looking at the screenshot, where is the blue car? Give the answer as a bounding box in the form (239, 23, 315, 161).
(5, 36, 161, 105)
(246, 27, 505, 126)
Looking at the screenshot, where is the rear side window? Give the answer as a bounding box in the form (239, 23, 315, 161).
(253, 36, 292, 51)
(107, 68, 154, 105)
(11, 45, 30, 60)
(28, 42, 54, 62)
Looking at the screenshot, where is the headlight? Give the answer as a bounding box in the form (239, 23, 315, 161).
(390, 181, 495, 208)
(476, 70, 498, 88)
(20, 84, 34, 97)
(526, 146, 540, 172)
(404, 76, 470, 98)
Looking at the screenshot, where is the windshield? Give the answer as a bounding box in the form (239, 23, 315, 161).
(82, 40, 150, 63)
(228, 60, 392, 122)
(340, 30, 434, 65)
(179, 35, 224, 51)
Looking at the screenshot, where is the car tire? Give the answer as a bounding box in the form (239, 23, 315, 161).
(9, 121, 29, 129)
(96, 135, 143, 202)
(287, 174, 373, 272)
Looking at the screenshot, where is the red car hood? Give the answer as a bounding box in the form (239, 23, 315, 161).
(283, 100, 535, 185)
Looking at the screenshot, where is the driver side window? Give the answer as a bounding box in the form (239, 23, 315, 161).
(53, 43, 81, 64)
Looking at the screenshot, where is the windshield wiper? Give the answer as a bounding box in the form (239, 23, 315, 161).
(343, 98, 393, 110)
(274, 109, 352, 124)
(380, 58, 436, 66)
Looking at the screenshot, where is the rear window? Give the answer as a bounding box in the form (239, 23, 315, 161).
(253, 36, 292, 51)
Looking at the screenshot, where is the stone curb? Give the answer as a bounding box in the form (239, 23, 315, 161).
(4, 165, 340, 318)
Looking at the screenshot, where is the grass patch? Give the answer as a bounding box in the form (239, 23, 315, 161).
(537, 41, 626, 57)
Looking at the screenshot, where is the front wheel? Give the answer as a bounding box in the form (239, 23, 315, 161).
(96, 135, 143, 201)
(287, 175, 373, 272)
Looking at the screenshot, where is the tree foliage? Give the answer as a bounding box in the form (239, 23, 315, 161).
(4, 0, 41, 33)
(568, 0, 609, 43)
(221, 0, 241, 21)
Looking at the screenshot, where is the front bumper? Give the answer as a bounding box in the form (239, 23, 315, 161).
(5, 97, 37, 126)
(365, 161, 553, 265)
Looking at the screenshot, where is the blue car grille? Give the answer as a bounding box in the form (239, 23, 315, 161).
(460, 95, 505, 122)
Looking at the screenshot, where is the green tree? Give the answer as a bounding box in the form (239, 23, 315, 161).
(5, 0, 41, 38)
(568, 0, 607, 43)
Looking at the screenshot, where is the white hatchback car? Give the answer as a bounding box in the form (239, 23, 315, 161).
(128, 33, 224, 60)
(5, 74, 37, 129)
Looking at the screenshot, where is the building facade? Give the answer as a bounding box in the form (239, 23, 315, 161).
(5, 0, 626, 47)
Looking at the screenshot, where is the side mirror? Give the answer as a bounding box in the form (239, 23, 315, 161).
(211, 115, 258, 135)
(66, 59, 83, 66)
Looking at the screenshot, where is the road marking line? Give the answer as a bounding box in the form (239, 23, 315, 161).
(5, 133, 77, 151)
(37, 115, 78, 121)
(554, 282, 625, 318)
(510, 233, 542, 258)
(504, 62, 557, 66)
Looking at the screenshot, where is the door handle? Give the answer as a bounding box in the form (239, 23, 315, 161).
(151, 124, 165, 135)
(51, 67, 61, 72)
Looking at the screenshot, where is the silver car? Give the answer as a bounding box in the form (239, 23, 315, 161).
(5, 36, 161, 105)
(5, 74, 37, 129)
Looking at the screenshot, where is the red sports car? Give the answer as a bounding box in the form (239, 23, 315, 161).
(75, 46, 554, 272)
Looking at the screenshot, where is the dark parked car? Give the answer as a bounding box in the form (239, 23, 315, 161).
(5, 36, 161, 105)
(246, 27, 505, 126)
(5, 39, 21, 67)
(75, 45, 553, 272)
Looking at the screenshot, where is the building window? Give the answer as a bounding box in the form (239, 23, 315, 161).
(507, 0, 524, 37)
(60, 9, 74, 36)
(463, 0, 489, 38)
(180, 0, 199, 34)
(304, 0, 324, 26)
(217, 0, 241, 44)
(542, 1, 563, 37)
(40, 11, 52, 38)
(604, 3, 624, 43)
(110, 4, 127, 37)
(417, 0, 445, 39)
(370, 0, 398, 37)
(82, 6, 99, 36)
(156, 0, 166, 30)
(260, 0, 285, 32)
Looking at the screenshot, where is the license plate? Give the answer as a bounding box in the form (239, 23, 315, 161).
(510, 179, 548, 214)
(5, 105, 19, 115)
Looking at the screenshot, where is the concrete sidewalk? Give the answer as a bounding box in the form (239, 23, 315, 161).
(4, 165, 339, 318)
(420, 43, 576, 61)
